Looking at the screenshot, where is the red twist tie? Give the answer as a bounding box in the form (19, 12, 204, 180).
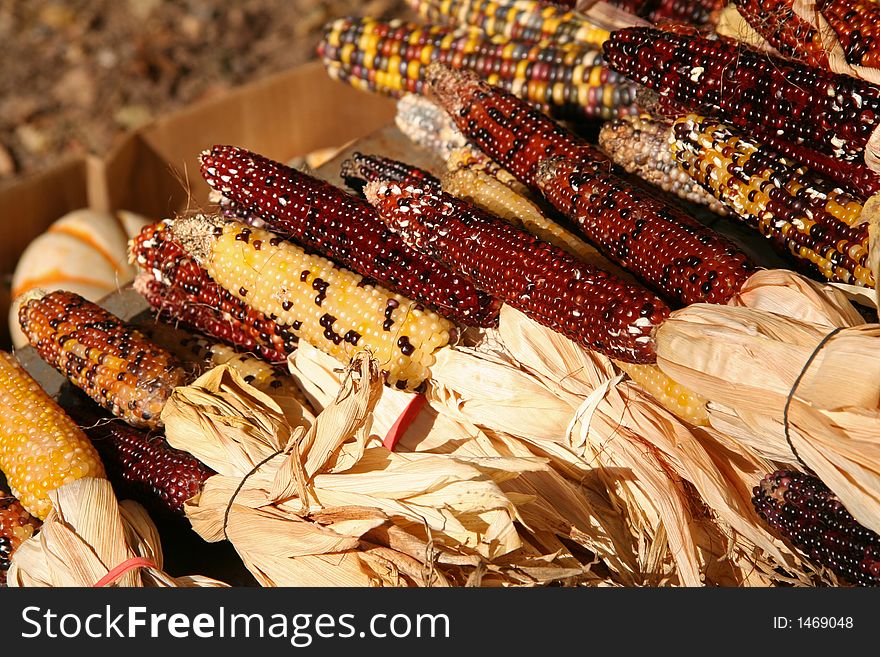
(383, 393, 427, 451)
(93, 556, 157, 587)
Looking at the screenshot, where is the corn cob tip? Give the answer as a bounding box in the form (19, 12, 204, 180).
(423, 61, 482, 114)
(168, 214, 223, 265)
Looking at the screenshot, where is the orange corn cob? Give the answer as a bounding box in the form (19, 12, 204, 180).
(0, 352, 105, 519)
(19, 291, 187, 429)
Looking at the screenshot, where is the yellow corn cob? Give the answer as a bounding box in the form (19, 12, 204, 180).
(445, 147, 533, 198)
(0, 352, 105, 519)
(170, 215, 455, 391)
(614, 360, 710, 427)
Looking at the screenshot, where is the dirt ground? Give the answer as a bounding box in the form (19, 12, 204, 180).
(0, 0, 411, 186)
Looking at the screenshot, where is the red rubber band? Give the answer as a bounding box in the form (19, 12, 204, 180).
(383, 393, 427, 451)
(93, 556, 157, 587)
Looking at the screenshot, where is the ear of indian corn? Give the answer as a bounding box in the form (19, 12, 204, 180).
(732, 0, 829, 68)
(200, 145, 501, 328)
(319, 16, 639, 121)
(130, 221, 297, 364)
(753, 470, 880, 586)
(170, 214, 455, 391)
(395, 94, 470, 160)
(18, 291, 187, 429)
(365, 178, 669, 364)
(613, 360, 709, 426)
(425, 63, 756, 305)
(340, 152, 442, 197)
(670, 114, 873, 288)
(819, 0, 880, 69)
(598, 114, 729, 215)
(0, 352, 106, 519)
(606, 0, 725, 25)
(66, 402, 213, 518)
(408, 0, 611, 48)
(0, 489, 40, 583)
(602, 27, 880, 172)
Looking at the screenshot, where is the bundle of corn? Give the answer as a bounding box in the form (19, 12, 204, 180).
(7, 477, 227, 587)
(319, 16, 641, 121)
(654, 274, 880, 537)
(729, 0, 880, 84)
(162, 356, 599, 587)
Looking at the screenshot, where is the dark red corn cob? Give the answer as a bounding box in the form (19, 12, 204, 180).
(365, 177, 669, 363)
(130, 221, 296, 364)
(340, 152, 442, 197)
(608, 0, 724, 25)
(425, 63, 756, 305)
(733, 0, 829, 68)
(753, 470, 880, 587)
(200, 145, 501, 328)
(820, 0, 880, 69)
(68, 402, 214, 518)
(0, 489, 40, 583)
(603, 27, 880, 169)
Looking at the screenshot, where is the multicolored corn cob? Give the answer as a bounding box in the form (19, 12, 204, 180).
(671, 115, 873, 287)
(200, 145, 500, 328)
(733, 0, 829, 68)
(753, 470, 880, 586)
(409, 0, 611, 48)
(67, 402, 213, 518)
(598, 114, 728, 215)
(395, 94, 469, 160)
(820, 0, 880, 69)
(320, 17, 640, 121)
(0, 352, 105, 519)
(170, 215, 455, 390)
(365, 178, 670, 363)
(19, 291, 187, 429)
(0, 490, 40, 583)
(425, 63, 756, 305)
(130, 221, 297, 364)
(340, 152, 442, 197)
(602, 27, 880, 171)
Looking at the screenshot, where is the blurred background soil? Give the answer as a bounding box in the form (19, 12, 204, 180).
(0, 0, 411, 186)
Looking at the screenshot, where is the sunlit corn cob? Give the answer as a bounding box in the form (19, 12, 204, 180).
(0, 352, 105, 519)
(598, 115, 728, 215)
(671, 115, 873, 287)
(0, 489, 40, 583)
(130, 221, 296, 364)
(409, 0, 611, 47)
(395, 94, 470, 160)
(602, 27, 880, 170)
(320, 17, 639, 121)
(613, 361, 709, 425)
(753, 470, 880, 587)
(170, 215, 455, 390)
(19, 291, 187, 429)
(820, 0, 880, 69)
(365, 178, 670, 363)
(340, 152, 442, 197)
(67, 402, 213, 518)
(733, 0, 829, 68)
(425, 64, 756, 305)
(200, 145, 500, 328)
(141, 323, 311, 409)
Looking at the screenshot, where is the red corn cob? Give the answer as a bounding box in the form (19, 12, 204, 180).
(0, 489, 40, 583)
(130, 221, 296, 364)
(753, 470, 880, 587)
(200, 145, 501, 328)
(425, 63, 756, 305)
(603, 27, 880, 171)
(19, 291, 187, 429)
(820, 0, 880, 69)
(67, 402, 213, 518)
(340, 152, 442, 197)
(365, 177, 670, 363)
(607, 0, 724, 25)
(733, 0, 829, 68)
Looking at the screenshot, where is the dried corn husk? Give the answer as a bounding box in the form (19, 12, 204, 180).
(162, 355, 592, 586)
(8, 477, 227, 587)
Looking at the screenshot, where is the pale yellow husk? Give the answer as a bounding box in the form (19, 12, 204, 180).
(8, 477, 227, 587)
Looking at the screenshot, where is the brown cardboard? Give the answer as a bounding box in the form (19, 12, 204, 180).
(0, 61, 395, 349)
